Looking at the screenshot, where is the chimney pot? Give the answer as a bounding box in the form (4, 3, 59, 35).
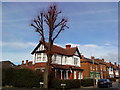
(109, 62, 111, 65)
(66, 45, 71, 49)
(102, 58, 104, 61)
(81, 55, 84, 59)
(26, 60, 28, 66)
(22, 60, 24, 65)
(91, 56, 94, 60)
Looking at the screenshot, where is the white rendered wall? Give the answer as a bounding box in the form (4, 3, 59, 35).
(33, 44, 81, 67)
(115, 70, 119, 76)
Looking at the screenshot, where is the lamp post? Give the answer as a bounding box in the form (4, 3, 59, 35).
(93, 68, 96, 87)
(92, 58, 96, 88)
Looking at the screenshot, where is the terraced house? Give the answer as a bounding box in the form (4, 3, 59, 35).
(81, 56, 120, 81)
(81, 56, 100, 81)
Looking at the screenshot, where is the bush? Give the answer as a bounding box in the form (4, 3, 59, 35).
(81, 79, 96, 87)
(2, 68, 15, 86)
(50, 79, 81, 89)
(107, 78, 116, 82)
(2, 68, 43, 87)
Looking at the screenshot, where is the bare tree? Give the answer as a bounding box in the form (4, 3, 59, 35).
(31, 4, 69, 88)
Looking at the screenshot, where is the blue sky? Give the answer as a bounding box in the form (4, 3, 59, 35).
(1, 2, 118, 65)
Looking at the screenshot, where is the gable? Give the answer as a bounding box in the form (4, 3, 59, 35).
(74, 51, 79, 56)
(31, 41, 82, 58)
(73, 48, 81, 58)
(31, 42, 45, 54)
(36, 44, 45, 51)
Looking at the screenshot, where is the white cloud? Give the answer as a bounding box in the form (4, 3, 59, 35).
(63, 42, 118, 64)
(68, 8, 117, 17)
(65, 43, 80, 47)
(2, 52, 33, 65)
(82, 19, 118, 24)
(1, 41, 118, 64)
(2, 41, 37, 48)
(82, 44, 100, 48)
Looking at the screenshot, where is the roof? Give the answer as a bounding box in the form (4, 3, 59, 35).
(81, 57, 99, 64)
(51, 64, 83, 71)
(94, 59, 105, 65)
(105, 62, 114, 67)
(1, 60, 16, 69)
(31, 41, 81, 58)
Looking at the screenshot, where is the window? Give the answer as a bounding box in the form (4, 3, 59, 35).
(96, 65, 98, 71)
(43, 53, 46, 61)
(61, 56, 63, 65)
(37, 53, 41, 61)
(90, 64, 92, 70)
(104, 65, 106, 71)
(111, 67, 113, 71)
(100, 65, 102, 71)
(65, 56, 67, 64)
(74, 58, 78, 65)
(54, 55, 57, 61)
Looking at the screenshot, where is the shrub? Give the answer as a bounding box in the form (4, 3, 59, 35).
(107, 78, 116, 82)
(50, 79, 81, 89)
(2, 68, 16, 86)
(81, 79, 96, 87)
(2, 68, 43, 87)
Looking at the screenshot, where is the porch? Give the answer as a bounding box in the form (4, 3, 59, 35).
(51, 64, 83, 80)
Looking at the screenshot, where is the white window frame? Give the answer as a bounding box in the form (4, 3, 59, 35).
(37, 53, 41, 61)
(74, 58, 78, 65)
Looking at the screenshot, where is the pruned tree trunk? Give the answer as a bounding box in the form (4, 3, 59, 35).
(43, 53, 52, 88)
(31, 4, 69, 88)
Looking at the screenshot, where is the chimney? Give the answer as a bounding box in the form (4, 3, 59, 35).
(66, 45, 71, 49)
(26, 60, 28, 66)
(22, 60, 24, 65)
(102, 58, 104, 62)
(28, 61, 33, 66)
(81, 55, 84, 59)
(91, 56, 94, 60)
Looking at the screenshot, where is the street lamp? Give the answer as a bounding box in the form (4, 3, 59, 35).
(92, 57, 96, 87)
(93, 68, 96, 87)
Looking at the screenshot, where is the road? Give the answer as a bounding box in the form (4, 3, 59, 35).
(111, 80, 120, 88)
(1, 80, 120, 90)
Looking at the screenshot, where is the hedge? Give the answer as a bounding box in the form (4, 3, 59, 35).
(81, 79, 96, 87)
(107, 78, 116, 82)
(50, 79, 81, 89)
(2, 68, 43, 87)
(50, 79, 95, 89)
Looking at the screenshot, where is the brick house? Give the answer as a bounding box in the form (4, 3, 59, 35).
(81, 56, 100, 81)
(106, 62, 114, 78)
(94, 58, 107, 79)
(113, 62, 120, 78)
(1, 61, 16, 69)
(81, 56, 120, 80)
(18, 41, 83, 80)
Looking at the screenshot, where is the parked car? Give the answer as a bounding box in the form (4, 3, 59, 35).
(97, 79, 112, 88)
